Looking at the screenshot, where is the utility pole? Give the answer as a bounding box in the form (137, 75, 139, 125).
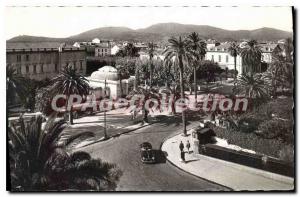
(104, 79, 108, 139)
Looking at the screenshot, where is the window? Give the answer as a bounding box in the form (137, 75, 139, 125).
(17, 55, 21, 62)
(80, 60, 83, 70)
(211, 55, 214, 61)
(33, 65, 37, 74)
(102, 49, 104, 52)
(218, 55, 221, 62)
(105, 49, 107, 52)
(26, 65, 29, 73)
(40, 64, 44, 73)
(226, 55, 229, 63)
(25, 54, 30, 61)
(55, 64, 58, 72)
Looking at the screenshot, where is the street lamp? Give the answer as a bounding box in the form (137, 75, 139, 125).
(103, 78, 108, 139)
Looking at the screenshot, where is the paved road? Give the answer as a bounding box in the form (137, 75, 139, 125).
(79, 118, 229, 191)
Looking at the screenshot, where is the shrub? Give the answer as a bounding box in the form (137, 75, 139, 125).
(237, 116, 261, 133)
(212, 125, 285, 158)
(258, 119, 293, 144)
(278, 145, 294, 164)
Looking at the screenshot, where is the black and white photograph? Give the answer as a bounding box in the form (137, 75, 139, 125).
(4, 2, 295, 192)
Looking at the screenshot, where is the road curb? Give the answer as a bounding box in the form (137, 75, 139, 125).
(160, 127, 294, 191)
(159, 124, 233, 191)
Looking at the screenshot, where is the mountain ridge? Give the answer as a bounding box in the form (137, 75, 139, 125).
(7, 22, 292, 43)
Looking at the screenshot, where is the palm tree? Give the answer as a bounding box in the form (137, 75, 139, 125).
(116, 64, 130, 97)
(122, 43, 140, 90)
(284, 38, 293, 63)
(228, 42, 240, 88)
(163, 36, 191, 136)
(49, 65, 90, 125)
(237, 73, 269, 107)
(187, 32, 206, 99)
(8, 115, 122, 191)
(147, 42, 156, 88)
(6, 66, 26, 107)
(240, 40, 262, 75)
(123, 43, 140, 57)
(266, 44, 293, 97)
(127, 87, 160, 123)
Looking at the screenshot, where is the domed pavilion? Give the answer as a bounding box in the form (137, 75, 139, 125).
(87, 66, 134, 99)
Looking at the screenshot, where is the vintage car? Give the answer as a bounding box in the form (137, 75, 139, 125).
(140, 142, 156, 164)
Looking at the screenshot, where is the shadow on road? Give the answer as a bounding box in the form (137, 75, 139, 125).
(153, 150, 167, 164)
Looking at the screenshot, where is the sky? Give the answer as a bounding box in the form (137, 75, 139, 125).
(5, 6, 293, 39)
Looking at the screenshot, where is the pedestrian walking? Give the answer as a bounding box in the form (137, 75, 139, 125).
(179, 141, 184, 152)
(179, 141, 185, 162)
(186, 140, 191, 154)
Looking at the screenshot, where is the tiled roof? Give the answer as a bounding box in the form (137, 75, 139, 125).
(6, 42, 63, 50)
(6, 42, 84, 52)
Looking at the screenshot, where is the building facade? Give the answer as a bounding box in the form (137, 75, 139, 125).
(205, 43, 243, 75)
(95, 43, 111, 57)
(205, 42, 278, 75)
(6, 42, 87, 81)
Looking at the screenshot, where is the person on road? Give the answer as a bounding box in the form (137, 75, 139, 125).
(179, 141, 185, 162)
(179, 141, 184, 152)
(186, 140, 191, 154)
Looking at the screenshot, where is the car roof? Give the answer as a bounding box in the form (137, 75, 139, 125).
(140, 142, 152, 148)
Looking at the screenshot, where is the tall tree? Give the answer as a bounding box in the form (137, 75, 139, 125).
(284, 38, 293, 63)
(122, 43, 140, 90)
(267, 40, 294, 97)
(237, 73, 269, 107)
(49, 65, 90, 125)
(228, 42, 240, 89)
(8, 115, 122, 191)
(123, 43, 140, 57)
(147, 42, 156, 88)
(6, 66, 26, 107)
(115, 64, 130, 97)
(240, 40, 262, 75)
(163, 36, 191, 136)
(187, 32, 206, 99)
(127, 87, 160, 123)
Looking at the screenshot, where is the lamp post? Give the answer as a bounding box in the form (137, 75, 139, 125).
(103, 79, 108, 139)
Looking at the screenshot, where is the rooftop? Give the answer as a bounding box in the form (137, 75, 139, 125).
(6, 42, 84, 52)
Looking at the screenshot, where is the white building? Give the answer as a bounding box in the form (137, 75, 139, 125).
(205, 43, 243, 74)
(260, 43, 277, 63)
(92, 38, 101, 44)
(87, 66, 134, 98)
(111, 45, 121, 55)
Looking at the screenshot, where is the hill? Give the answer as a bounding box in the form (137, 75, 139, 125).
(7, 23, 293, 43)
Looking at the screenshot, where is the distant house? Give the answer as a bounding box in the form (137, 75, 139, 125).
(205, 43, 243, 74)
(111, 45, 121, 55)
(92, 38, 101, 44)
(73, 42, 81, 48)
(95, 43, 111, 57)
(260, 43, 277, 64)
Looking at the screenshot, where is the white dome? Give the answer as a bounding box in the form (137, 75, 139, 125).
(90, 66, 119, 81)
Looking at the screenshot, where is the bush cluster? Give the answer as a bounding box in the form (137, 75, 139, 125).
(209, 97, 294, 162)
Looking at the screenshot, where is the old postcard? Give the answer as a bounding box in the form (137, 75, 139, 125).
(6, 5, 294, 191)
